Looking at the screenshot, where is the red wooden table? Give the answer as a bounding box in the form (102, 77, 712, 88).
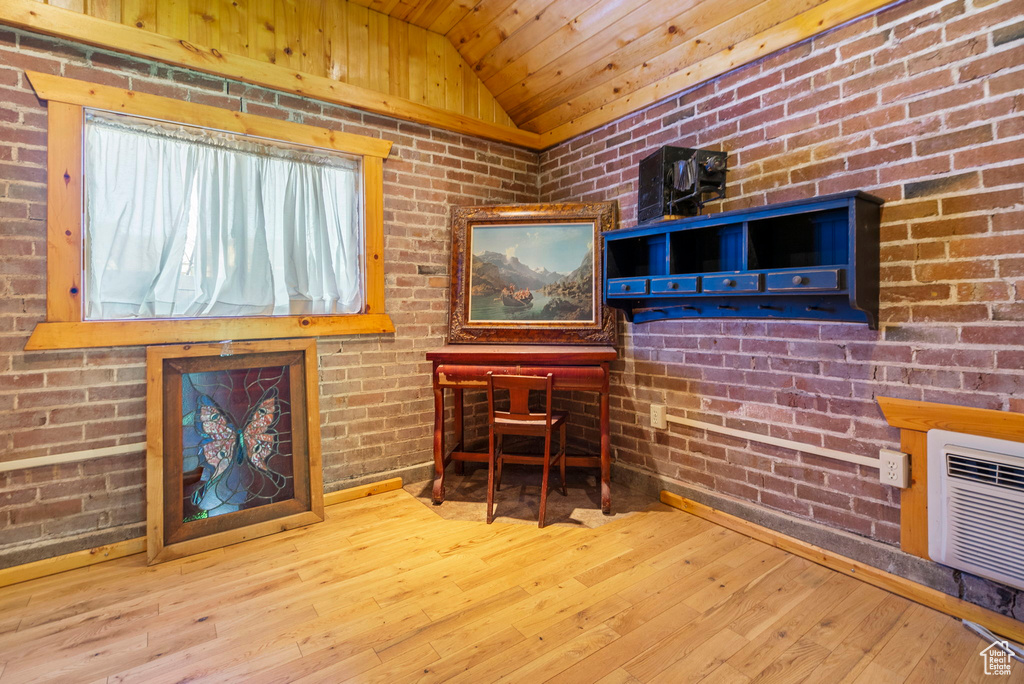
(426, 344, 618, 514)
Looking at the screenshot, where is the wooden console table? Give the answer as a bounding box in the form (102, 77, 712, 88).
(426, 345, 618, 514)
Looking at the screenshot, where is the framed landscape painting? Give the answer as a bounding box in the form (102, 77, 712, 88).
(448, 202, 617, 344)
(146, 338, 323, 564)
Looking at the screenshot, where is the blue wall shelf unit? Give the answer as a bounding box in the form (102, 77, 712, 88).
(604, 191, 883, 328)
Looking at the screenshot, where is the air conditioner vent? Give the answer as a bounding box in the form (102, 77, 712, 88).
(948, 452, 1024, 493)
(929, 430, 1024, 591)
(949, 488, 1024, 586)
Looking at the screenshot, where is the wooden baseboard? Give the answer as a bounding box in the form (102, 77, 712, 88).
(0, 477, 404, 589)
(660, 490, 1024, 643)
(0, 537, 146, 590)
(323, 477, 403, 506)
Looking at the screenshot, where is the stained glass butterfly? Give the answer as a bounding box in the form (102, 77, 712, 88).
(191, 387, 282, 510)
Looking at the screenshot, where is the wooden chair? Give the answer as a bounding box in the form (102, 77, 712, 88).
(485, 372, 568, 528)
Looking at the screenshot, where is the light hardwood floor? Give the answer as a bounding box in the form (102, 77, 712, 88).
(0, 489, 1019, 683)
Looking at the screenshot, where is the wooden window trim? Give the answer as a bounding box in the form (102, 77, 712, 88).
(25, 71, 395, 351)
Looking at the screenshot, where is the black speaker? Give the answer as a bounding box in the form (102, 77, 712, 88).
(637, 146, 727, 224)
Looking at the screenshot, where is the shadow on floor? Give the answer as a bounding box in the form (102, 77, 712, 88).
(404, 462, 654, 528)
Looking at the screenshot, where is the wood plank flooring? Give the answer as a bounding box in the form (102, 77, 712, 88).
(0, 489, 1019, 683)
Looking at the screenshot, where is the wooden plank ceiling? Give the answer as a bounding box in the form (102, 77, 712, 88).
(18, 0, 894, 147)
(350, 0, 862, 136)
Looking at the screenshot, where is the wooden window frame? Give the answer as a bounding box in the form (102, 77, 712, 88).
(25, 71, 394, 351)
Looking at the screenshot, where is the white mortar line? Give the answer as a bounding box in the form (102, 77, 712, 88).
(0, 443, 145, 473)
(666, 415, 880, 469)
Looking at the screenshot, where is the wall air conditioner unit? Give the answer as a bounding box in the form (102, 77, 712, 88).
(928, 429, 1024, 591)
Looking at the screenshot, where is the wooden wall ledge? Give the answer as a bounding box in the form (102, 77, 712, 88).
(877, 396, 1024, 560)
(878, 396, 1024, 443)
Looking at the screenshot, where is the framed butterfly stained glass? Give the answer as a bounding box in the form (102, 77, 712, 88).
(146, 338, 324, 564)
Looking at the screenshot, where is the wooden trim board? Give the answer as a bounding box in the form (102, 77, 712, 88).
(324, 477, 403, 506)
(0, 538, 148, 591)
(878, 396, 1024, 443)
(660, 490, 1024, 643)
(27, 71, 393, 159)
(0, 0, 541, 149)
(26, 314, 397, 350)
(898, 429, 930, 559)
(0, 477, 403, 589)
(44, 101, 83, 322)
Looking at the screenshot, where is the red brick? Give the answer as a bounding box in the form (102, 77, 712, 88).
(881, 70, 955, 103)
(992, 210, 1024, 232)
(916, 259, 996, 281)
(760, 489, 811, 517)
(909, 215, 988, 239)
(959, 44, 1024, 82)
(9, 498, 82, 525)
(942, 188, 1023, 216)
(847, 144, 912, 171)
(907, 82, 987, 117)
(916, 125, 993, 156)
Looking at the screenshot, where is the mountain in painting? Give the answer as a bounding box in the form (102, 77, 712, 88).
(541, 246, 592, 298)
(471, 251, 564, 294)
(539, 247, 593, 320)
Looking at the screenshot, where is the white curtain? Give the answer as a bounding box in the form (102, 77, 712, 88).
(84, 112, 362, 320)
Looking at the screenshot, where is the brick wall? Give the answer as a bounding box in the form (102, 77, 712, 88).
(539, 0, 1023, 547)
(0, 27, 538, 566)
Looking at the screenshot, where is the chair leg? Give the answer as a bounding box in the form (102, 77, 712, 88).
(487, 427, 496, 524)
(559, 422, 567, 496)
(539, 431, 552, 528)
(496, 435, 504, 491)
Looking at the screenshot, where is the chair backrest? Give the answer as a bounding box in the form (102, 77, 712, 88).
(486, 372, 554, 427)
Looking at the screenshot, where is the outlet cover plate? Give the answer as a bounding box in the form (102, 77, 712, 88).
(879, 448, 910, 488)
(651, 404, 667, 429)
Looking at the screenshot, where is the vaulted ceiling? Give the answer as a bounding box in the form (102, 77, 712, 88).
(6, 0, 896, 149)
(348, 0, 897, 142)
(352, 0, 853, 134)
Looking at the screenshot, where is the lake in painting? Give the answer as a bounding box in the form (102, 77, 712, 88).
(468, 222, 595, 323)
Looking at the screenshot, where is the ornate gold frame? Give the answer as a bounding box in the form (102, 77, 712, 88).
(448, 202, 617, 345)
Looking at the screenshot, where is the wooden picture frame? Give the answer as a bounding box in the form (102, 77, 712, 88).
(448, 202, 617, 345)
(146, 338, 324, 564)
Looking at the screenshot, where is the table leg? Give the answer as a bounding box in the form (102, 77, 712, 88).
(432, 385, 445, 505)
(453, 388, 465, 475)
(601, 384, 611, 515)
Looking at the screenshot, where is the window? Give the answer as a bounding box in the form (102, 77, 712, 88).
(26, 70, 393, 350)
(85, 112, 364, 320)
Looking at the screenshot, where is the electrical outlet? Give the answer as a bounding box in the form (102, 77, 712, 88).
(879, 449, 910, 488)
(650, 404, 667, 429)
